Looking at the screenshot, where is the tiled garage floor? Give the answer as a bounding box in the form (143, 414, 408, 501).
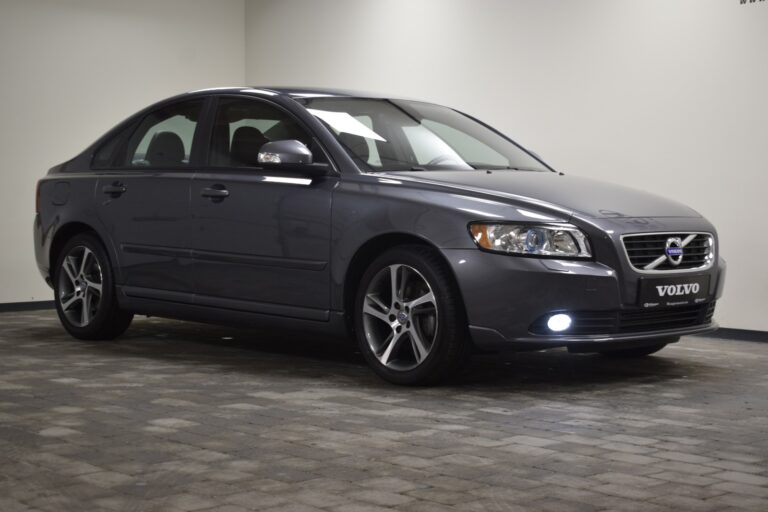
(1, 310, 767, 512)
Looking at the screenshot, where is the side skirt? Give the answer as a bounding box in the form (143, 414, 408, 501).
(117, 287, 348, 338)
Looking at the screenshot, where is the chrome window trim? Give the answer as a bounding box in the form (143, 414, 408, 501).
(620, 232, 715, 274)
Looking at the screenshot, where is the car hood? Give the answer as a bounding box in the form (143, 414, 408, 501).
(383, 170, 701, 219)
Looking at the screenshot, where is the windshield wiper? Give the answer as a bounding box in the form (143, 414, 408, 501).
(375, 168, 424, 174)
(481, 165, 540, 172)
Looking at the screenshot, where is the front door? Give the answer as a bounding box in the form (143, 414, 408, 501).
(191, 96, 334, 320)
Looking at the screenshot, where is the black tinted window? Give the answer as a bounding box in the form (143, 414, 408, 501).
(210, 98, 323, 167)
(123, 99, 204, 168)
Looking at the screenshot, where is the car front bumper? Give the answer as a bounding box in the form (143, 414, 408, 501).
(443, 248, 726, 352)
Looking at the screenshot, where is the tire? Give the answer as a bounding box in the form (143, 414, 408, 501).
(53, 233, 133, 340)
(597, 339, 676, 358)
(353, 245, 470, 385)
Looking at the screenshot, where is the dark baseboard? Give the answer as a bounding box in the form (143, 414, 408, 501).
(0, 300, 55, 312)
(695, 327, 768, 343)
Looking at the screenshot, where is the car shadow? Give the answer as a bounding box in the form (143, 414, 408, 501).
(24, 315, 717, 394)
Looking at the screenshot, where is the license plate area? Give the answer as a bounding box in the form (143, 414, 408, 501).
(638, 274, 711, 308)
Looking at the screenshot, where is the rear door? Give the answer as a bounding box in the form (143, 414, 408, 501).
(190, 96, 335, 320)
(94, 98, 207, 301)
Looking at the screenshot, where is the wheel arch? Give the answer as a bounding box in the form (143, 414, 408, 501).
(49, 222, 110, 281)
(342, 232, 468, 337)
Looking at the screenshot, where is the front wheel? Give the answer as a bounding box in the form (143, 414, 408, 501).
(354, 245, 470, 385)
(53, 233, 133, 340)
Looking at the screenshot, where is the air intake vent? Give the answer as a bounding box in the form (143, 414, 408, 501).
(530, 302, 716, 335)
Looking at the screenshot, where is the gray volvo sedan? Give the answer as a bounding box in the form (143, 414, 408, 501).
(34, 87, 725, 385)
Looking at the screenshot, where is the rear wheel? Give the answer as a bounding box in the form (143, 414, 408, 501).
(354, 245, 470, 385)
(53, 234, 133, 340)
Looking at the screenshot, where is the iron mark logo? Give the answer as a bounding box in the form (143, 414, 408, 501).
(740, 0, 766, 4)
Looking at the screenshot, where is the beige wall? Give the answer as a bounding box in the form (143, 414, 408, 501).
(245, 0, 768, 331)
(0, 0, 245, 303)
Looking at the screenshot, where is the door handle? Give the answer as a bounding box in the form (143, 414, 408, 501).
(102, 182, 126, 196)
(201, 186, 229, 200)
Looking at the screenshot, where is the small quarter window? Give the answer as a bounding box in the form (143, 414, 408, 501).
(123, 99, 204, 168)
(92, 131, 123, 169)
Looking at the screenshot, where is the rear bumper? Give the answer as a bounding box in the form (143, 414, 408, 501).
(33, 214, 53, 287)
(442, 248, 726, 352)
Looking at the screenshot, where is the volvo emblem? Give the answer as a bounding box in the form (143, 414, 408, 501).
(665, 237, 684, 266)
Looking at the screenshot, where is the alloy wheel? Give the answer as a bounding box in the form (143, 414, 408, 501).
(57, 246, 103, 327)
(361, 264, 438, 371)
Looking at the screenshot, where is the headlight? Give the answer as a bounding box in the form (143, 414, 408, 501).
(469, 223, 592, 258)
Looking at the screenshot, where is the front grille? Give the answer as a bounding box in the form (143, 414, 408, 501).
(530, 302, 716, 336)
(622, 233, 714, 271)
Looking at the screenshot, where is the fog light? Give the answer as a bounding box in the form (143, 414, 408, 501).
(547, 313, 572, 332)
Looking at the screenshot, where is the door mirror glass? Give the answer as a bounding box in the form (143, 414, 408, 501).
(258, 139, 313, 165)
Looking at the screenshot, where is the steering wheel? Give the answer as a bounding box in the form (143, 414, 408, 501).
(426, 155, 460, 166)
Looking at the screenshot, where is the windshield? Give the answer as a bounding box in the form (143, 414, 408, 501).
(299, 97, 549, 172)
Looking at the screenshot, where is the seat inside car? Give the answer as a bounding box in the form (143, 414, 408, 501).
(146, 131, 185, 167)
(230, 126, 269, 167)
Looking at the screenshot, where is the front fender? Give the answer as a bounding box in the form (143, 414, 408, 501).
(329, 173, 569, 310)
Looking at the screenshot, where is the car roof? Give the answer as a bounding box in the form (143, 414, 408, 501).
(263, 86, 389, 98)
(188, 86, 400, 100)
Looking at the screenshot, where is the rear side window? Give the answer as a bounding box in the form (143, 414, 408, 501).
(123, 99, 204, 168)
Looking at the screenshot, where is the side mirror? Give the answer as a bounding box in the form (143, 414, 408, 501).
(258, 139, 313, 165)
(257, 139, 331, 177)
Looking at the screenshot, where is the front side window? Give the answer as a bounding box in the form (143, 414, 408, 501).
(123, 99, 204, 168)
(209, 97, 323, 167)
(300, 97, 548, 172)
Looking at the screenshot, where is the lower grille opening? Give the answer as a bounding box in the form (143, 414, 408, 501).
(530, 302, 715, 336)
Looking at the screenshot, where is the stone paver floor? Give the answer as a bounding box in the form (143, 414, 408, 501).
(1, 309, 767, 512)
